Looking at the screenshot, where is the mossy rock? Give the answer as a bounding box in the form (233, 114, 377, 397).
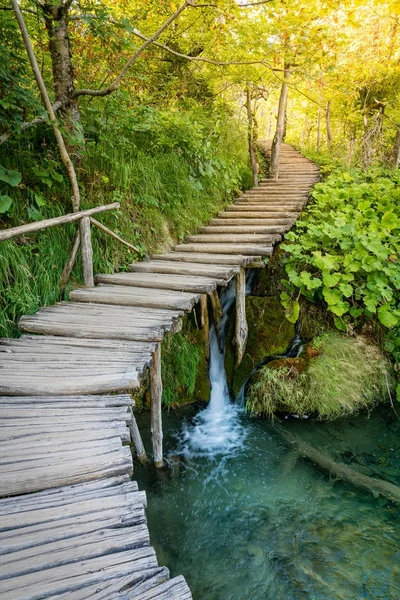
(225, 295, 295, 397)
(246, 332, 393, 420)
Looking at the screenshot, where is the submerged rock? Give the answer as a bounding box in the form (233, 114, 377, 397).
(225, 296, 295, 397)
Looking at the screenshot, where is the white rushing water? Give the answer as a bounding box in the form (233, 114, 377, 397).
(176, 281, 247, 459)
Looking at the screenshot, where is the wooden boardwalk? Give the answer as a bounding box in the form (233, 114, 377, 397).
(0, 143, 318, 598)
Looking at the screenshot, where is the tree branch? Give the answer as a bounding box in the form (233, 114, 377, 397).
(0, 101, 63, 146)
(131, 28, 274, 67)
(73, 0, 193, 98)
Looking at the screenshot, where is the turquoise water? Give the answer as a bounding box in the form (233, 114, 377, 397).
(136, 406, 400, 600)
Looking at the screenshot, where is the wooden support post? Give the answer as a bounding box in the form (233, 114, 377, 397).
(235, 267, 248, 366)
(200, 294, 210, 358)
(150, 344, 164, 468)
(60, 230, 80, 288)
(210, 289, 222, 328)
(80, 216, 94, 287)
(129, 408, 148, 464)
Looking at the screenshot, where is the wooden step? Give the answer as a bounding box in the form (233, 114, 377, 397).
(96, 272, 226, 293)
(174, 243, 273, 256)
(71, 285, 200, 311)
(130, 259, 241, 276)
(209, 217, 294, 226)
(184, 233, 279, 243)
(199, 225, 287, 234)
(19, 303, 183, 342)
(0, 336, 153, 395)
(218, 211, 299, 219)
(151, 253, 256, 266)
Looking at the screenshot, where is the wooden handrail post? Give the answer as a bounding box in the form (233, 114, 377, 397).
(80, 216, 94, 287)
(235, 267, 248, 365)
(129, 408, 148, 464)
(150, 344, 164, 468)
(200, 294, 210, 358)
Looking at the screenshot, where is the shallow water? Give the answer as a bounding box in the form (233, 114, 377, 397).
(136, 407, 400, 600)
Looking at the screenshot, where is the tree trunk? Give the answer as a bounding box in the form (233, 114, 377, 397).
(245, 87, 259, 186)
(43, 3, 80, 123)
(316, 106, 322, 152)
(325, 100, 332, 150)
(270, 63, 290, 180)
(393, 128, 400, 168)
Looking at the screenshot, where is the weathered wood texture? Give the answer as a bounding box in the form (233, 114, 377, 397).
(150, 344, 164, 468)
(235, 267, 248, 365)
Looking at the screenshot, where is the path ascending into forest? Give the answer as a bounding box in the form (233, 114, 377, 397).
(0, 143, 318, 599)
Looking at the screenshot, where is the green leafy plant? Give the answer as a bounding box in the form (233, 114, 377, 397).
(280, 166, 400, 361)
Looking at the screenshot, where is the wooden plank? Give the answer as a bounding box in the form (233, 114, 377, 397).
(0, 394, 132, 406)
(0, 547, 158, 600)
(199, 225, 288, 234)
(70, 286, 200, 311)
(0, 371, 141, 396)
(134, 576, 193, 600)
(174, 243, 273, 256)
(0, 525, 150, 579)
(217, 211, 299, 219)
(19, 317, 173, 342)
(0, 446, 133, 497)
(209, 218, 294, 226)
(130, 259, 240, 277)
(95, 272, 225, 293)
(184, 233, 279, 243)
(151, 253, 255, 266)
(48, 568, 170, 600)
(150, 344, 163, 468)
(226, 205, 299, 212)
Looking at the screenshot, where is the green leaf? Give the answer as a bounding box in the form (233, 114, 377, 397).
(0, 194, 12, 213)
(0, 164, 21, 187)
(334, 316, 346, 331)
(323, 271, 340, 287)
(396, 383, 400, 402)
(339, 283, 353, 298)
(377, 304, 399, 328)
(34, 192, 47, 207)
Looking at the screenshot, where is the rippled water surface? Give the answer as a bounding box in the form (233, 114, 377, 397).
(136, 407, 400, 600)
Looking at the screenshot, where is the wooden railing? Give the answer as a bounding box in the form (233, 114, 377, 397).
(0, 203, 140, 288)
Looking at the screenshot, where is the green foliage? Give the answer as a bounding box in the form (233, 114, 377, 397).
(161, 332, 202, 408)
(246, 333, 391, 420)
(281, 166, 400, 361)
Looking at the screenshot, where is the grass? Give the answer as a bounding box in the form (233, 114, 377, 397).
(246, 333, 392, 420)
(161, 331, 203, 408)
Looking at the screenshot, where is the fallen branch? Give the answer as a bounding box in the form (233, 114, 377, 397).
(281, 429, 400, 504)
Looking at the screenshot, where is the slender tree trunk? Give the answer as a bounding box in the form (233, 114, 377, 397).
(245, 87, 259, 186)
(270, 62, 290, 180)
(316, 106, 322, 152)
(266, 111, 273, 139)
(325, 100, 332, 150)
(43, 3, 80, 123)
(394, 128, 400, 168)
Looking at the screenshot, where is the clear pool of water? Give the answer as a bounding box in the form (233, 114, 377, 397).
(136, 406, 400, 600)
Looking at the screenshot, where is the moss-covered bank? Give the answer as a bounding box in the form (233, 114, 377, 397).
(246, 332, 392, 420)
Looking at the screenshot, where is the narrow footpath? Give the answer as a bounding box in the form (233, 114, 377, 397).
(0, 143, 319, 599)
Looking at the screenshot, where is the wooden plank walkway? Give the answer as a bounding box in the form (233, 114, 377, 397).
(0, 142, 318, 599)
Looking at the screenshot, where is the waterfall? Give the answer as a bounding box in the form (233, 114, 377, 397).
(177, 281, 247, 459)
